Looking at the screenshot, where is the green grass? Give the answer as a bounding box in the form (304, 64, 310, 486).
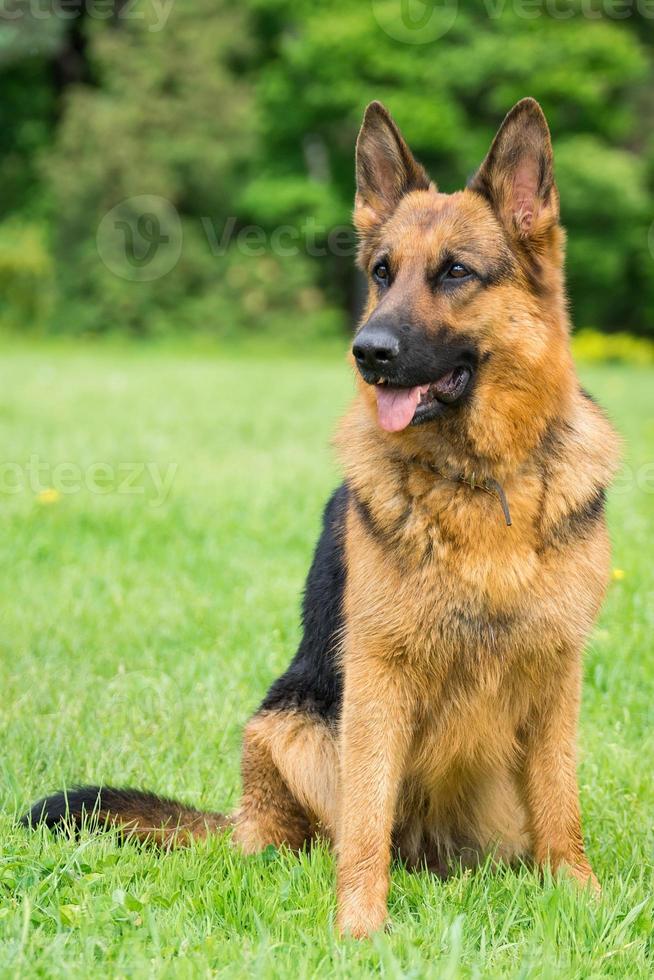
(0, 342, 652, 978)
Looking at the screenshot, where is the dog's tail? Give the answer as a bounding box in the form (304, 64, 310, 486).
(21, 785, 232, 847)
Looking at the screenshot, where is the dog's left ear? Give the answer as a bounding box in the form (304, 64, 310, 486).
(469, 98, 558, 239)
(355, 101, 431, 238)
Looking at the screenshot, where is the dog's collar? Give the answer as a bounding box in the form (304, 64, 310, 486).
(402, 456, 513, 527)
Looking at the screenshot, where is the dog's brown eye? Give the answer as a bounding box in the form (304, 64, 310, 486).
(447, 263, 470, 279)
(373, 263, 389, 284)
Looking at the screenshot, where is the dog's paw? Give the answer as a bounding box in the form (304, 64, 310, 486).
(336, 864, 391, 939)
(337, 905, 389, 940)
(565, 863, 601, 896)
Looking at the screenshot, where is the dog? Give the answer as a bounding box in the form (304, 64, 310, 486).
(23, 98, 620, 939)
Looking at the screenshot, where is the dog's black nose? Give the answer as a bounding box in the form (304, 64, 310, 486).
(352, 327, 400, 373)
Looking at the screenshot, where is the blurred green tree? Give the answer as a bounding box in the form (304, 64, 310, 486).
(0, 9, 63, 216)
(44, 0, 250, 335)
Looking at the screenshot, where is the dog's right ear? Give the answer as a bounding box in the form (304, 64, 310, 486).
(355, 102, 431, 238)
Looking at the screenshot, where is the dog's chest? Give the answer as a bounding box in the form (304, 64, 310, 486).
(344, 471, 580, 680)
(352, 477, 538, 605)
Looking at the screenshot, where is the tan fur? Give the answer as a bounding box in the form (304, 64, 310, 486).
(97, 804, 231, 848)
(234, 711, 339, 851)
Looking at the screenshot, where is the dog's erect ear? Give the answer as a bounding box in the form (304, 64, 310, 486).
(469, 98, 558, 238)
(355, 101, 431, 237)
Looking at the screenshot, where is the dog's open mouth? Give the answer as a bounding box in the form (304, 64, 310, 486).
(375, 366, 472, 433)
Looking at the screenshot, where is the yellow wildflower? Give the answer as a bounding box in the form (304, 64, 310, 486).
(37, 488, 61, 505)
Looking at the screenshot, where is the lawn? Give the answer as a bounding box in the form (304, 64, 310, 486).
(0, 342, 652, 978)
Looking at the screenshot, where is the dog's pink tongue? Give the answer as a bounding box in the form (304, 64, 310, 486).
(375, 385, 422, 432)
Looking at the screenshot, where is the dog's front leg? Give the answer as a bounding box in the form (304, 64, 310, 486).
(336, 655, 412, 938)
(520, 656, 599, 892)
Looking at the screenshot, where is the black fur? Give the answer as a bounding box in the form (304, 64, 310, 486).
(258, 484, 348, 722)
(21, 785, 191, 831)
(351, 489, 386, 546)
(353, 318, 479, 390)
(351, 487, 412, 553)
(546, 487, 607, 549)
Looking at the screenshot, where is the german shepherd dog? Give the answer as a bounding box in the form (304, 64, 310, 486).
(24, 99, 620, 938)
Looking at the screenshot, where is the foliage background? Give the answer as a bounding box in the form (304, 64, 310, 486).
(1, 0, 653, 340)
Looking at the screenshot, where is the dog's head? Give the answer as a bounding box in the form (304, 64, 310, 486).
(352, 99, 573, 463)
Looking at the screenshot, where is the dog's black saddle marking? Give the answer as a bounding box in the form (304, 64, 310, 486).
(259, 484, 348, 722)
